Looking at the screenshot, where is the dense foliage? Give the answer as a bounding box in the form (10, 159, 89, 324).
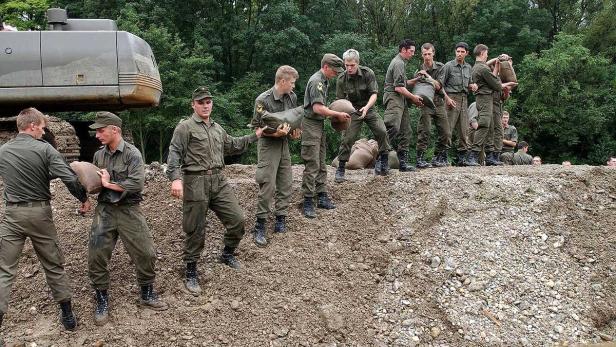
(2, 0, 615, 164)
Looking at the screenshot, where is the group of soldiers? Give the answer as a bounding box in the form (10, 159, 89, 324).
(0, 38, 522, 335)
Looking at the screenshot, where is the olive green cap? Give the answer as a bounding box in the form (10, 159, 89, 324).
(89, 111, 122, 129)
(321, 53, 345, 73)
(192, 86, 213, 100)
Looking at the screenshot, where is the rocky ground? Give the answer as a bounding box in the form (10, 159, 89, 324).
(0, 163, 615, 347)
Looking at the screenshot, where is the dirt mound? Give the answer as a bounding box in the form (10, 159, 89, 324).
(0, 164, 615, 346)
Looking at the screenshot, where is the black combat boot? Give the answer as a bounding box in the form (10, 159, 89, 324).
(59, 300, 77, 331)
(93, 289, 109, 325)
(139, 284, 168, 310)
(252, 218, 267, 246)
(317, 192, 336, 209)
(416, 151, 432, 169)
(374, 155, 382, 175)
(456, 151, 467, 166)
(432, 151, 449, 167)
(220, 246, 241, 269)
(184, 262, 201, 296)
(274, 215, 286, 233)
(397, 151, 416, 172)
(335, 160, 346, 183)
(378, 152, 389, 176)
(485, 152, 504, 166)
(303, 197, 316, 218)
(466, 151, 480, 166)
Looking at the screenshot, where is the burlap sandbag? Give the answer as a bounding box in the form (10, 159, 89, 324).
(347, 139, 378, 169)
(412, 76, 436, 109)
(388, 150, 400, 169)
(329, 99, 354, 132)
(261, 106, 304, 133)
(70, 161, 102, 194)
(330, 139, 378, 169)
(499, 59, 517, 84)
(468, 102, 478, 124)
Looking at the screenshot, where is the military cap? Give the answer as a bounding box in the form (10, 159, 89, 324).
(321, 53, 345, 73)
(89, 111, 122, 129)
(455, 42, 470, 52)
(192, 86, 213, 100)
(518, 141, 529, 149)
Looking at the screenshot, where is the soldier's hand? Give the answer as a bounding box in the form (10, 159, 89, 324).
(469, 83, 478, 92)
(79, 200, 92, 215)
(97, 169, 111, 186)
(171, 179, 183, 199)
(290, 128, 302, 140)
(410, 94, 424, 107)
(358, 106, 368, 119)
(446, 97, 457, 109)
(338, 112, 351, 121)
(274, 123, 291, 137)
(255, 127, 264, 138)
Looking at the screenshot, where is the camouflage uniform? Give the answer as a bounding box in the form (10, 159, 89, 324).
(0, 134, 87, 313)
(416, 61, 450, 155)
(440, 60, 473, 153)
(88, 140, 157, 289)
(383, 54, 412, 152)
(471, 61, 502, 153)
(302, 70, 330, 197)
(336, 65, 390, 160)
(167, 114, 257, 263)
(252, 87, 297, 220)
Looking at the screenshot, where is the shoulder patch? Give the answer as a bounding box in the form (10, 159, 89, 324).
(317, 82, 324, 92)
(256, 103, 265, 114)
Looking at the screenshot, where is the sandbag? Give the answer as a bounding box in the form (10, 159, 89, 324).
(329, 99, 354, 132)
(261, 106, 303, 133)
(498, 59, 517, 84)
(330, 138, 378, 170)
(388, 150, 399, 170)
(70, 161, 102, 194)
(347, 139, 378, 169)
(412, 76, 436, 109)
(468, 102, 478, 124)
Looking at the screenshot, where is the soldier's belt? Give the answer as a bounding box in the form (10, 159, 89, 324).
(184, 168, 221, 176)
(6, 200, 51, 208)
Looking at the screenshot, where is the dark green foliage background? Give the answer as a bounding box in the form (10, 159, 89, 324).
(2, 0, 615, 164)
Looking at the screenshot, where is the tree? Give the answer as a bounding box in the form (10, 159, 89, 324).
(512, 34, 616, 164)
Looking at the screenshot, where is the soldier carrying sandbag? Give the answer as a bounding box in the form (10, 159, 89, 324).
(250, 66, 302, 246)
(334, 49, 392, 182)
(87, 111, 168, 325)
(301, 54, 351, 219)
(0, 107, 91, 333)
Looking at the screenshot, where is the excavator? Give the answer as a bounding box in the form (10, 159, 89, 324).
(0, 8, 162, 161)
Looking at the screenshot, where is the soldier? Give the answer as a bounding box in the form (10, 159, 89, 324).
(88, 111, 167, 325)
(499, 111, 518, 164)
(440, 42, 477, 166)
(383, 39, 424, 171)
(301, 54, 351, 218)
(412, 43, 450, 168)
(512, 141, 533, 165)
(467, 44, 516, 166)
(334, 49, 391, 182)
(251, 66, 302, 246)
(167, 86, 261, 296)
(0, 108, 90, 332)
(532, 156, 542, 166)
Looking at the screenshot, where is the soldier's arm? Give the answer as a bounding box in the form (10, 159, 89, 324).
(482, 67, 503, 92)
(223, 128, 258, 156)
(308, 80, 349, 120)
(47, 145, 88, 203)
(109, 149, 145, 195)
(166, 123, 189, 182)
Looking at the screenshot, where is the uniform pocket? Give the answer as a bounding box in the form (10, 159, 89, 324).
(183, 175, 206, 201)
(255, 162, 270, 184)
